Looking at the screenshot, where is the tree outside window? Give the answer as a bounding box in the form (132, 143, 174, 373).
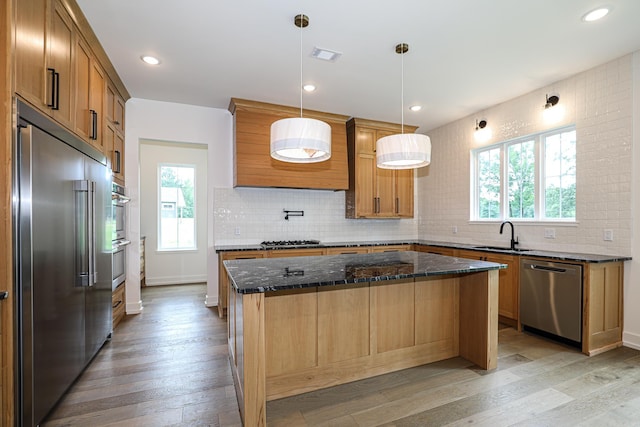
(159, 165, 196, 250)
(507, 140, 535, 219)
(544, 130, 576, 219)
(477, 148, 501, 219)
(472, 126, 576, 221)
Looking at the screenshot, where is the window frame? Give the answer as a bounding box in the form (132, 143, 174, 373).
(157, 163, 197, 252)
(470, 125, 576, 223)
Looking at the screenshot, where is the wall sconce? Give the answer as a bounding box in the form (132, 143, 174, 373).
(474, 119, 491, 143)
(543, 94, 564, 123)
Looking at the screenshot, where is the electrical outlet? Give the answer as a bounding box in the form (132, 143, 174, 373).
(234, 227, 241, 236)
(544, 228, 556, 239)
(452, 226, 458, 234)
(604, 229, 614, 241)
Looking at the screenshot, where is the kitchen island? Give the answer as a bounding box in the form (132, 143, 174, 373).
(224, 251, 504, 426)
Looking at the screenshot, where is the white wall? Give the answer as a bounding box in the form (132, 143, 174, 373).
(139, 140, 208, 285)
(419, 55, 633, 256)
(418, 53, 639, 348)
(627, 51, 640, 349)
(124, 98, 232, 313)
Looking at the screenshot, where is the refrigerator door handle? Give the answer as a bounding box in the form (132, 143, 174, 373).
(74, 180, 91, 287)
(89, 180, 97, 286)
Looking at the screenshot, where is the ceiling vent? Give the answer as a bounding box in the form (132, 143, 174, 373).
(311, 47, 342, 62)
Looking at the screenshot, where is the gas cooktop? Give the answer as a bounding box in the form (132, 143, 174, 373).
(260, 240, 321, 248)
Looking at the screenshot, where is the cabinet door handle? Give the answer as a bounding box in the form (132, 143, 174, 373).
(89, 110, 98, 140)
(395, 197, 399, 214)
(0, 291, 8, 300)
(53, 71, 60, 110)
(114, 150, 121, 174)
(46, 68, 59, 109)
(113, 120, 120, 125)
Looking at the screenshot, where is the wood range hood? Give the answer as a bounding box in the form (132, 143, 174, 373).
(229, 98, 350, 191)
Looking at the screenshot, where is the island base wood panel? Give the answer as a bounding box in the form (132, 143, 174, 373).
(228, 270, 498, 426)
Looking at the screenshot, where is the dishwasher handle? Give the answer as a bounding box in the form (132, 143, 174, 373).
(528, 264, 570, 273)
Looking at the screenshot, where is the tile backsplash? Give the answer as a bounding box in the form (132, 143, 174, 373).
(214, 187, 418, 245)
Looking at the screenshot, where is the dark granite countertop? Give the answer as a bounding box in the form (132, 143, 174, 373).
(224, 251, 505, 294)
(215, 239, 631, 264)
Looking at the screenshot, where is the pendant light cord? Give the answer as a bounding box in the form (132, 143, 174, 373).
(299, 13, 303, 118)
(401, 47, 404, 134)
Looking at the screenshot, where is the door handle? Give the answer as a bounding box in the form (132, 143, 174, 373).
(89, 110, 98, 140)
(0, 291, 8, 300)
(114, 150, 121, 173)
(46, 68, 57, 109)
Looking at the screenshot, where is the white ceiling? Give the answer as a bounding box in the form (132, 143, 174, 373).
(76, 0, 640, 133)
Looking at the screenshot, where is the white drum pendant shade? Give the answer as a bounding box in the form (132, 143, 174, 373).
(270, 117, 332, 163)
(376, 133, 431, 169)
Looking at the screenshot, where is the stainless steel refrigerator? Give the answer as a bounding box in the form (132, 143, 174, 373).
(13, 101, 113, 426)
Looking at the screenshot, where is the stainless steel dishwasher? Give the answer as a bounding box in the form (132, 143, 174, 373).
(520, 258, 583, 343)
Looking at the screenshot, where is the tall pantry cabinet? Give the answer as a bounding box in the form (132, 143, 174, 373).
(346, 118, 416, 218)
(4, 0, 130, 424)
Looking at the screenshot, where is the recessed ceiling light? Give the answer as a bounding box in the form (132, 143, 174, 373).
(582, 7, 610, 22)
(409, 105, 422, 112)
(141, 55, 160, 65)
(303, 84, 316, 92)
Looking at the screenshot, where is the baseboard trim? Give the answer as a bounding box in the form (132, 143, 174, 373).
(146, 275, 207, 286)
(623, 331, 640, 350)
(126, 300, 144, 315)
(205, 293, 218, 307)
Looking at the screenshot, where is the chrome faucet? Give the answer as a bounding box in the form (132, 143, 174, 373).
(499, 221, 519, 251)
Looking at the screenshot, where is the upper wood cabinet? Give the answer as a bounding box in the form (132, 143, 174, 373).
(105, 82, 125, 183)
(346, 118, 416, 218)
(74, 35, 105, 152)
(15, 0, 129, 172)
(15, 0, 74, 129)
(106, 83, 125, 133)
(229, 98, 350, 190)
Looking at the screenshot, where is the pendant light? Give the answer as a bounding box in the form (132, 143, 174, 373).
(376, 43, 431, 169)
(270, 14, 331, 163)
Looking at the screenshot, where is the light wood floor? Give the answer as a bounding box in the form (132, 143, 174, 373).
(44, 284, 640, 426)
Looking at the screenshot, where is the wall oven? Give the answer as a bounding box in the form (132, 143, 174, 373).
(112, 183, 130, 290)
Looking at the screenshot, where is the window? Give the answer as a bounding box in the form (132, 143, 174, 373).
(472, 126, 576, 221)
(158, 164, 196, 250)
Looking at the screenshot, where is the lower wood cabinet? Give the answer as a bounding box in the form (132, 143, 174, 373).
(369, 245, 410, 253)
(267, 248, 325, 258)
(414, 245, 455, 256)
(582, 261, 623, 355)
(456, 249, 519, 326)
(218, 251, 266, 318)
(112, 282, 126, 329)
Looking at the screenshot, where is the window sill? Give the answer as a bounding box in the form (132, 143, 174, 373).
(156, 248, 199, 254)
(468, 220, 578, 227)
